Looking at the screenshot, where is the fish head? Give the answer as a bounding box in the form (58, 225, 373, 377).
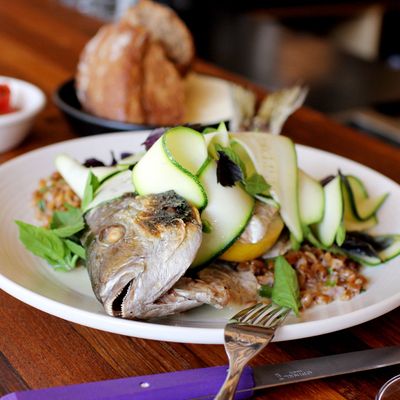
(83, 191, 202, 318)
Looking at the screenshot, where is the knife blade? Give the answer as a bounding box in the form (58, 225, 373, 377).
(251, 345, 400, 390)
(2, 346, 400, 400)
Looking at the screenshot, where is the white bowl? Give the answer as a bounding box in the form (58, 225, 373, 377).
(0, 76, 46, 153)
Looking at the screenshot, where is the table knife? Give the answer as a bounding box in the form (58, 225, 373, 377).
(2, 346, 400, 400)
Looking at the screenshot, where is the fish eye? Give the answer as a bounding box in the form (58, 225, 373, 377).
(99, 224, 126, 245)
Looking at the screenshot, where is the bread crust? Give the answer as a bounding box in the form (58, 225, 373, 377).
(76, 23, 148, 124)
(123, 0, 194, 74)
(142, 41, 185, 125)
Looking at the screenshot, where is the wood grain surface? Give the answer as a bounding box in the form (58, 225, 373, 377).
(0, 1, 399, 399)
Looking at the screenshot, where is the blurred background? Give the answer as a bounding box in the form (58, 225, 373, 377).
(61, 0, 400, 145)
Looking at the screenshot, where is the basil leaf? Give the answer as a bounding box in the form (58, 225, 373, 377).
(243, 173, 270, 196)
(65, 239, 86, 260)
(15, 221, 65, 265)
(16, 218, 86, 271)
(51, 204, 82, 228)
(83, 158, 105, 167)
(55, 249, 78, 272)
(259, 284, 273, 298)
(215, 144, 246, 174)
(271, 256, 300, 315)
(51, 204, 85, 238)
(81, 171, 100, 211)
(214, 143, 273, 200)
(216, 150, 244, 187)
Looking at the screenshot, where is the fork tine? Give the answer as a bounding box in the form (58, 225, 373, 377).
(242, 303, 274, 324)
(247, 302, 285, 326)
(237, 302, 275, 324)
(251, 303, 282, 325)
(259, 306, 289, 328)
(232, 303, 264, 323)
(235, 302, 289, 327)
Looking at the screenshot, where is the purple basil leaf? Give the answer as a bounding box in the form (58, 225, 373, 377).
(216, 151, 243, 187)
(120, 152, 133, 159)
(110, 151, 118, 166)
(83, 158, 105, 167)
(142, 128, 166, 150)
(320, 175, 335, 186)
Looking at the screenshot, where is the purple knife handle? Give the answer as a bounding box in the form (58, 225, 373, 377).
(1, 365, 254, 400)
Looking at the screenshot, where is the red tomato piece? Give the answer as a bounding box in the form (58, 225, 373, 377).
(0, 84, 12, 114)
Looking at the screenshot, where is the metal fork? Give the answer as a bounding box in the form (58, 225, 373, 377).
(214, 302, 290, 400)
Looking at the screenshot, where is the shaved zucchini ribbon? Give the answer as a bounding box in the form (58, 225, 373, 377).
(305, 172, 399, 265)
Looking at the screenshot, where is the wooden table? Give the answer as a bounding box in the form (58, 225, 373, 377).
(1, 1, 400, 399)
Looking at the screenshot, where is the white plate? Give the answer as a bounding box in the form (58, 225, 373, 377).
(0, 132, 399, 344)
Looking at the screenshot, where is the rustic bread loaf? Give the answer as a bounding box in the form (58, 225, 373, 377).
(76, 0, 193, 125)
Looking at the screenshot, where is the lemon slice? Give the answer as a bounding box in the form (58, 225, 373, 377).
(221, 209, 284, 262)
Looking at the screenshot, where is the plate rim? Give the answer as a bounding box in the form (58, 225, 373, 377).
(1, 131, 399, 344)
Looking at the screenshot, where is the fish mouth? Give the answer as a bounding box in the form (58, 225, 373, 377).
(100, 268, 139, 317)
(110, 279, 134, 317)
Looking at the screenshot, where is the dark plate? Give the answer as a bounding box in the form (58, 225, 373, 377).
(53, 79, 157, 136)
(53, 79, 224, 136)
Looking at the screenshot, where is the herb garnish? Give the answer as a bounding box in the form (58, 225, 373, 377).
(259, 284, 273, 298)
(50, 204, 85, 238)
(216, 149, 244, 187)
(244, 173, 270, 197)
(260, 256, 300, 315)
(81, 171, 100, 211)
(142, 127, 166, 151)
(16, 204, 86, 271)
(271, 256, 300, 315)
(214, 143, 271, 198)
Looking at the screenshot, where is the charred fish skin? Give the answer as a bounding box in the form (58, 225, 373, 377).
(83, 191, 202, 319)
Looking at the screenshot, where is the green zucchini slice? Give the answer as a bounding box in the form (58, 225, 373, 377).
(343, 174, 388, 221)
(132, 127, 208, 209)
(298, 169, 324, 226)
(191, 159, 255, 268)
(315, 176, 344, 247)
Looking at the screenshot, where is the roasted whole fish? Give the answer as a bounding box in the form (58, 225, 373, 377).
(82, 191, 202, 319)
(83, 192, 290, 320)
